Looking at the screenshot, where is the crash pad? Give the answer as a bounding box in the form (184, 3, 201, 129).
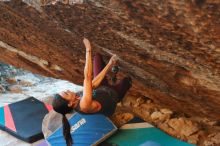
(0, 97, 52, 143)
(43, 111, 117, 146)
(105, 117, 196, 146)
(35, 140, 48, 146)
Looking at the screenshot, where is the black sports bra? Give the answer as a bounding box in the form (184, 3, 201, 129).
(75, 86, 119, 116)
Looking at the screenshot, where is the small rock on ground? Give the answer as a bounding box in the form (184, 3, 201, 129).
(167, 118, 200, 137)
(0, 85, 6, 93)
(204, 133, 220, 146)
(6, 85, 23, 93)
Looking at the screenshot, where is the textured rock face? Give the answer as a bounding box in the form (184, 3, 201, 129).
(0, 0, 219, 123)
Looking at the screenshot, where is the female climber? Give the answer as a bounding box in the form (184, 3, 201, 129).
(52, 38, 132, 146)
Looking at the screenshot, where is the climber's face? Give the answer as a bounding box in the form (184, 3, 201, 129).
(59, 90, 80, 108)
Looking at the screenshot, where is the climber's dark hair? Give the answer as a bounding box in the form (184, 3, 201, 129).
(52, 94, 73, 146)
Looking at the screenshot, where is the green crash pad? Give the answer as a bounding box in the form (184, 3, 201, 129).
(106, 122, 196, 146)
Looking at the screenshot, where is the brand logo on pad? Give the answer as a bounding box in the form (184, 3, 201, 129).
(70, 118, 86, 133)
